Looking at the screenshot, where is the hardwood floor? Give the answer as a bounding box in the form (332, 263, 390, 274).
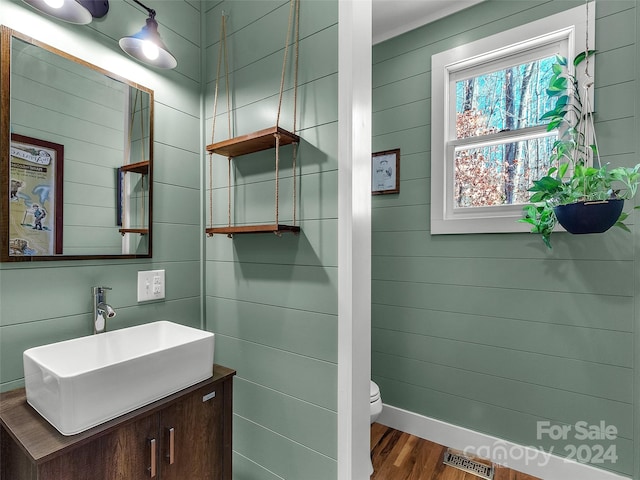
(370, 423, 541, 480)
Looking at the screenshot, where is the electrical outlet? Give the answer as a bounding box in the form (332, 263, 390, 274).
(137, 270, 165, 302)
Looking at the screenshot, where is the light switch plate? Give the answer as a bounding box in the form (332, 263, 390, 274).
(137, 270, 165, 302)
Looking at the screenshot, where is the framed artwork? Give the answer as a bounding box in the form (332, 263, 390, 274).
(9, 134, 64, 256)
(372, 149, 400, 195)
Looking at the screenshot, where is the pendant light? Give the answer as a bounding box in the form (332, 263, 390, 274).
(21, 0, 108, 25)
(119, 0, 177, 69)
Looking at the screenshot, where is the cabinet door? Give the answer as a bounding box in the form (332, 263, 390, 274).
(38, 414, 158, 480)
(159, 383, 225, 480)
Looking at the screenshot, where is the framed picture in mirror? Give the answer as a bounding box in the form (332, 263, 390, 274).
(9, 134, 63, 256)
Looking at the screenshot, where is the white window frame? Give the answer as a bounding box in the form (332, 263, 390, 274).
(430, 4, 594, 235)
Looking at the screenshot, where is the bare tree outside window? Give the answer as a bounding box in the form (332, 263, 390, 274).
(454, 55, 558, 209)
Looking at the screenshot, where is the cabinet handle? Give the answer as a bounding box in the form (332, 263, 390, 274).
(148, 438, 157, 478)
(165, 427, 175, 464)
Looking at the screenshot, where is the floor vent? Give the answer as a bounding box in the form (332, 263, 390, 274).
(443, 449, 494, 480)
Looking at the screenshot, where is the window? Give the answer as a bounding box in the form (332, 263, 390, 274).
(431, 4, 593, 234)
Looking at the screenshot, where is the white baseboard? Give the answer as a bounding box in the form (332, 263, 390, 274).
(377, 404, 630, 480)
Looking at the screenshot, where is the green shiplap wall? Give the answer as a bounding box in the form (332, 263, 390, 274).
(203, 1, 338, 478)
(11, 39, 127, 254)
(372, 0, 636, 477)
(0, 0, 203, 391)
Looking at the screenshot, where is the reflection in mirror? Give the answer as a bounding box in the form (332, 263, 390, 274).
(1, 27, 153, 261)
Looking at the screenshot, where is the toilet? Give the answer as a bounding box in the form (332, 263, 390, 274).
(370, 380, 382, 423)
(369, 380, 383, 475)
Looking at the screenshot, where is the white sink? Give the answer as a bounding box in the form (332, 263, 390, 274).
(23, 321, 215, 436)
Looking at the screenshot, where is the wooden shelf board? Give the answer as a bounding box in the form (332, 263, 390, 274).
(119, 228, 148, 235)
(206, 224, 300, 235)
(120, 160, 149, 174)
(206, 126, 299, 158)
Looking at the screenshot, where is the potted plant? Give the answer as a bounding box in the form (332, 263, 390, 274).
(520, 51, 640, 248)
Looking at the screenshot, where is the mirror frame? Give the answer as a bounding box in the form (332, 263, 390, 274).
(1, 26, 154, 261)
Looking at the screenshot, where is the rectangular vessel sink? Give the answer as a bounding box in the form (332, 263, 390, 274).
(23, 321, 214, 436)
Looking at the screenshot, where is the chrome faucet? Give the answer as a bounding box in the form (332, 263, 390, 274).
(92, 286, 116, 334)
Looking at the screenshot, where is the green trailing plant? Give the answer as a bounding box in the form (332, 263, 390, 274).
(520, 51, 640, 248)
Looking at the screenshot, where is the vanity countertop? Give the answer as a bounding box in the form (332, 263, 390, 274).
(0, 364, 235, 464)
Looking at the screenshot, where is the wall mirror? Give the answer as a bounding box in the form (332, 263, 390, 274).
(1, 26, 153, 261)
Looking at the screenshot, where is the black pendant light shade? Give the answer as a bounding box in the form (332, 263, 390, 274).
(119, 7, 177, 69)
(81, 0, 109, 18)
(21, 0, 175, 69)
(21, 0, 108, 24)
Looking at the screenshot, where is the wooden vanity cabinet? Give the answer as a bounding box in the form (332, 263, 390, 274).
(159, 381, 226, 480)
(35, 413, 158, 480)
(0, 365, 235, 480)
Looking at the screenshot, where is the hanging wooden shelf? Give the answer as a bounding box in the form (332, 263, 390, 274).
(205, 1, 300, 238)
(119, 228, 148, 235)
(206, 128, 300, 237)
(120, 160, 149, 175)
(205, 224, 301, 236)
(119, 161, 149, 236)
(206, 127, 299, 158)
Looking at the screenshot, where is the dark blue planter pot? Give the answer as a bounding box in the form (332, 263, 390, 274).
(553, 199, 624, 234)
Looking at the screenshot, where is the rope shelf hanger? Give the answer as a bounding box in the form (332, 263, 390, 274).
(205, 0, 301, 237)
(119, 87, 150, 237)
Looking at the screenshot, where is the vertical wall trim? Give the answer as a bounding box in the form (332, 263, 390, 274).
(199, 0, 207, 332)
(338, 0, 372, 479)
(634, 3, 640, 478)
